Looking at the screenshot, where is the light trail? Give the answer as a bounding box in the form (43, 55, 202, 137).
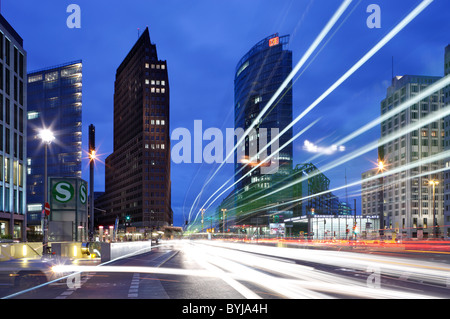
(191, 99, 450, 226)
(51, 241, 448, 298)
(205, 73, 450, 226)
(254, 103, 450, 204)
(190, 0, 434, 228)
(187, 0, 354, 225)
(253, 0, 434, 166)
(235, 149, 450, 217)
(190, 120, 319, 226)
(308, 73, 450, 164)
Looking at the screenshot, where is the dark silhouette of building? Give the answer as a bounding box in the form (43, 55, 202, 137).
(96, 28, 172, 233)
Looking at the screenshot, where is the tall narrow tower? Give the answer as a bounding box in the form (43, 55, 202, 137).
(98, 28, 172, 233)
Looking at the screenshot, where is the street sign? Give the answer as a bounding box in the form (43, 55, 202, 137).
(44, 202, 51, 216)
(52, 181, 75, 203)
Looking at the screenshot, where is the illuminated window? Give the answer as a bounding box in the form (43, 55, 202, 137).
(27, 111, 39, 120)
(237, 61, 249, 77)
(45, 71, 58, 82)
(28, 74, 43, 83)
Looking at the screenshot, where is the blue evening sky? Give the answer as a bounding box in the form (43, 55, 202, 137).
(3, 0, 449, 226)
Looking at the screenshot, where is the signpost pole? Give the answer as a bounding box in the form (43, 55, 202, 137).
(43, 144, 48, 256)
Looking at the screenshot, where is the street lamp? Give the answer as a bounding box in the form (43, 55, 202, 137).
(88, 149, 96, 241)
(200, 209, 205, 233)
(377, 160, 385, 237)
(38, 128, 55, 255)
(88, 124, 96, 242)
(377, 160, 385, 172)
(429, 179, 439, 239)
(221, 208, 227, 234)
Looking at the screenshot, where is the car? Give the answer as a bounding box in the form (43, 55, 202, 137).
(0, 256, 99, 298)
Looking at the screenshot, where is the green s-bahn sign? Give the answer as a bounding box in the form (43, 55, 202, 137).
(52, 181, 75, 203)
(48, 177, 88, 242)
(52, 180, 88, 204)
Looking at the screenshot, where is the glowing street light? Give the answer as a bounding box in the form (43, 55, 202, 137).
(89, 149, 97, 161)
(378, 160, 385, 172)
(38, 129, 55, 145)
(39, 128, 55, 255)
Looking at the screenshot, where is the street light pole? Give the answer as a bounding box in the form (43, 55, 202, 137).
(221, 208, 227, 234)
(39, 129, 55, 256)
(201, 209, 205, 233)
(43, 142, 48, 253)
(377, 160, 385, 238)
(429, 180, 439, 239)
(89, 124, 96, 242)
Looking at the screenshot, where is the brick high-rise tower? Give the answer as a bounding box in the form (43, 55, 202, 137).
(97, 28, 172, 234)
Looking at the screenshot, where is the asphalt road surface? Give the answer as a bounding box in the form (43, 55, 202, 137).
(2, 240, 450, 300)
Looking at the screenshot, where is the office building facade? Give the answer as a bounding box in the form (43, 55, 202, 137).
(361, 168, 383, 221)
(379, 75, 444, 239)
(443, 45, 450, 238)
(233, 34, 293, 226)
(0, 15, 27, 240)
(97, 28, 172, 233)
(26, 60, 83, 233)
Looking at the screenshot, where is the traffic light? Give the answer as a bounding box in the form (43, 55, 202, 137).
(271, 215, 284, 223)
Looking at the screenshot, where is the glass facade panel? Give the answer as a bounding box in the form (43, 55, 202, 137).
(27, 61, 83, 225)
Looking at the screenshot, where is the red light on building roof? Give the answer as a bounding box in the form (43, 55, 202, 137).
(269, 36, 280, 47)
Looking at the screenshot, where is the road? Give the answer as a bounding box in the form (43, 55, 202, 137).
(2, 240, 450, 300)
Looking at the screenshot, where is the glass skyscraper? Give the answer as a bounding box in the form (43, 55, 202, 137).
(233, 34, 293, 226)
(26, 60, 83, 232)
